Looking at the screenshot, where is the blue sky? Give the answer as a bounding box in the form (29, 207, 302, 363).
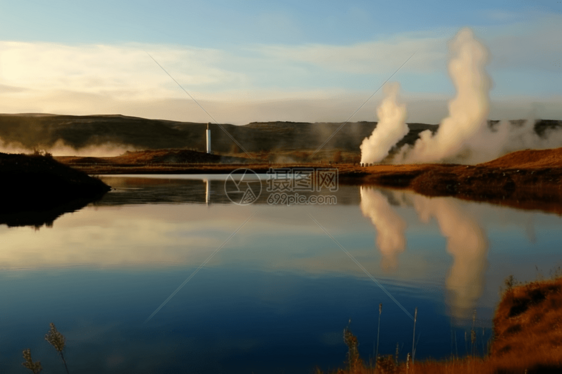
(0, 0, 560, 124)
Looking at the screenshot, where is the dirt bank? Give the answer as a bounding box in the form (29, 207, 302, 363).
(358, 148, 562, 214)
(0, 153, 111, 225)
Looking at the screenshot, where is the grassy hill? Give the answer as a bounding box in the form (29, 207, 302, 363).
(0, 114, 560, 163)
(0, 114, 437, 155)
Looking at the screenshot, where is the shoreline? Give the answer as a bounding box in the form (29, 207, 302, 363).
(60, 156, 562, 215)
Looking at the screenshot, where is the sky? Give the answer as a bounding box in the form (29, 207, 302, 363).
(0, 0, 560, 124)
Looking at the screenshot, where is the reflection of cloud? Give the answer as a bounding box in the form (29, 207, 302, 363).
(413, 195, 488, 320)
(0, 205, 240, 269)
(360, 187, 407, 272)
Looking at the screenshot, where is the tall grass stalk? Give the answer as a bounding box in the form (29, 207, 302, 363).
(22, 349, 42, 374)
(454, 329, 458, 358)
(374, 303, 382, 368)
(45, 323, 70, 374)
(471, 310, 476, 356)
(412, 307, 418, 365)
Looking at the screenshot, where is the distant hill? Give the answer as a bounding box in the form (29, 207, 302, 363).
(0, 114, 435, 155)
(0, 114, 560, 161)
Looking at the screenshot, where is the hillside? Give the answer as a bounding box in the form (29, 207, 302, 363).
(1, 114, 560, 163)
(58, 149, 251, 165)
(481, 147, 562, 169)
(0, 114, 446, 155)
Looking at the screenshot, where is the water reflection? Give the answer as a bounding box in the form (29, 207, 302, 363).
(360, 187, 407, 272)
(204, 178, 210, 205)
(1, 175, 560, 373)
(0, 197, 95, 229)
(96, 176, 362, 206)
(412, 195, 488, 320)
(358, 188, 490, 320)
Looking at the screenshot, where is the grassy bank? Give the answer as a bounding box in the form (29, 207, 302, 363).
(326, 277, 562, 374)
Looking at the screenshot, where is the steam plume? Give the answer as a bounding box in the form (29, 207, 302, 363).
(0, 138, 136, 157)
(360, 187, 407, 272)
(465, 118, 562, 163)
(360, 82, 408, 164)
(398, 28, 491, 163)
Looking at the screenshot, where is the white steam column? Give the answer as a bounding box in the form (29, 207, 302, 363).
(206, 122, 211, 154)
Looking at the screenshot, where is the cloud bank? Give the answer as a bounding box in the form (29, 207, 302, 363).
(0, 14, 559, 124)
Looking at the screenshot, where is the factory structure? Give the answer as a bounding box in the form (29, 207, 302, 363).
(206, 122, 211, 154)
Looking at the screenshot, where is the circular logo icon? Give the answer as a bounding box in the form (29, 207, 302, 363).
(224, 168, 262, 205)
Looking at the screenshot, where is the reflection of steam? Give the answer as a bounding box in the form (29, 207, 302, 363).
(360, 187, 407, 272)
(360, 82, 408, 164)
(413, 195, 488, 320)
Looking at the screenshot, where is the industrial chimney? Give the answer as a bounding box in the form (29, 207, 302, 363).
(206, 122, 211, 154)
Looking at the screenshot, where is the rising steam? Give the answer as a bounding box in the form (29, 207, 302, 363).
(0, 138, 136, 157)
(353, 26, 562, 164)
(398, 28, 491, 163)
(360, 82, 408, 164)
(360, 187, 407, 272)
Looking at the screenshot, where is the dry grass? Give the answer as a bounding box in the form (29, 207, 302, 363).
(325, 277, 562, 374)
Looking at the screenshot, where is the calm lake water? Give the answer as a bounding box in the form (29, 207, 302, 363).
(1, 174, 561, 373)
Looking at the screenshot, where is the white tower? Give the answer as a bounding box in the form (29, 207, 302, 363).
(206, 122, 211, 154)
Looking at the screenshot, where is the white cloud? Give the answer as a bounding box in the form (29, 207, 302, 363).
(255, 35, 446, 74)
(0, 13, 559, 124)
(0, 41, 241, 100)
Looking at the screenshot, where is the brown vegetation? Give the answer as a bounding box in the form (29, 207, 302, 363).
(355, 148, 562, 215)
(326, 277, 562, 374)
(59, 149, 226, 165)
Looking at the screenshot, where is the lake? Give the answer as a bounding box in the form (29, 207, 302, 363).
(1, 174, 561, 373)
